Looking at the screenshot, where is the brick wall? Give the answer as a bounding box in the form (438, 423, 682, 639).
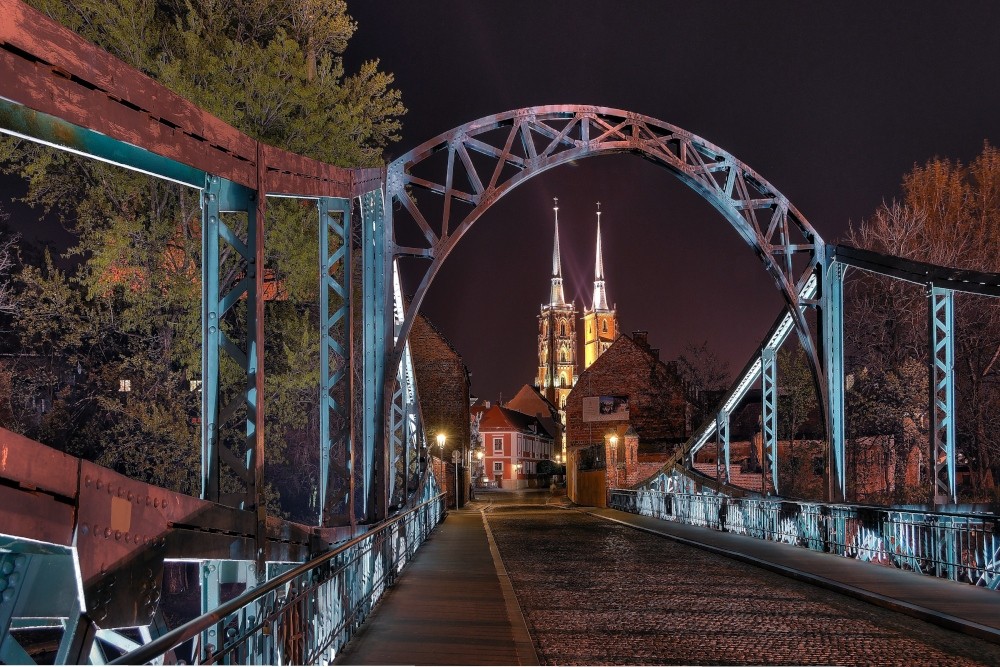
(565, 333, 687, 454)
(409, 312, 471, 508)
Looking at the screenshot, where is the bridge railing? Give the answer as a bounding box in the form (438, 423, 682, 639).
(111, 494, 445, 665)
(609, 489, 999, 590)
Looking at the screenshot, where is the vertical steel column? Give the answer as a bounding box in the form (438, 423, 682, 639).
(717, 410, 730, 484)
(200, 175, 265, 513)
(824, 259, 846, 502)
(201, 177, 222, 501)
(761, 346, 778, 495)
(359, 189, 389, 522)
(318, 197, 352, 526)
(929, 285, 957, 505)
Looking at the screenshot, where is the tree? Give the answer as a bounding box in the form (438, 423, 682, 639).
(845, 143, 1000, 499)
(676, 340, 732, 428)
(1, 0, 406, 521)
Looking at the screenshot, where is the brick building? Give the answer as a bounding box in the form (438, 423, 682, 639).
(408, 311, 471, 508)
(505, 384, 562, 447)
(564, 331, 688, 505)
(479, 404, 555, 489)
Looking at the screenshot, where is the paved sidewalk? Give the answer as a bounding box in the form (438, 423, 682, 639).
(586, 506, 1000, 645)
(333, 507, 538, 665)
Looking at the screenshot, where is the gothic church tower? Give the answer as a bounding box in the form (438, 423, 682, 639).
(583, 203, 618, 369)
(537, 198, 577, 413)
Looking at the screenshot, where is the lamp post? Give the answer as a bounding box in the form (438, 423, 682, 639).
(436, 433, 446, 500)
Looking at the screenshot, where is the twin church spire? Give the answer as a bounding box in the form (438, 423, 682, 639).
(538, 198, 619, 414)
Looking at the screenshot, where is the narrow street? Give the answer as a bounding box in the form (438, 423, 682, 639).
(477, 489, 1000, 666)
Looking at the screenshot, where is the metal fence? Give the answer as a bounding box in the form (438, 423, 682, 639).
(609, 489, 1000, 590)
(111, 494, 445, 665)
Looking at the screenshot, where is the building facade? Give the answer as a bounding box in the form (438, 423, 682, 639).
(536, 198, 578, 414)
(479, 404, 555, 489)
(583, 203, 618, 370)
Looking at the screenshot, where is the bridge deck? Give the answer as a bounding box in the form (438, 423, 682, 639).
(334, 495, 999, 665)
(589, 506, 1000, 644)
(333, 507, 538, 665)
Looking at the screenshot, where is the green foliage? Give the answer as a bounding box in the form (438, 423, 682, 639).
(2, 0, 405, 521)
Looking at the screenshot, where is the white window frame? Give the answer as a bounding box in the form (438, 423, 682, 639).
(493, 461, 503, 473)
(493, 437, 503, 452)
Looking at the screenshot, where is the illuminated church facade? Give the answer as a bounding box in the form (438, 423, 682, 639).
(536, 199, 619, 421)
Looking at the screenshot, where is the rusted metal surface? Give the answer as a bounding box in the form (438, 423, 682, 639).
(0, 429, 313, 630)
(0, 0, 381, 197)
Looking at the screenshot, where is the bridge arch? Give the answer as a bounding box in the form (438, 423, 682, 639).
(385, 105, 829, 430)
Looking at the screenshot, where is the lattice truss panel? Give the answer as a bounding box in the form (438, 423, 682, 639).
(383, 106, 829, 465)
(318, 198, 353, 525)
(200, 176, 265, 511)
(386, 106, 823, 352)
(389, 264, 425, 510)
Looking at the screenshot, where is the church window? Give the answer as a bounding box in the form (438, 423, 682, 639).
(560, 373, 567, 387)
(560, 322, 567, 336)
(602, 320, 608, 333)
(559, 348, 566, 362)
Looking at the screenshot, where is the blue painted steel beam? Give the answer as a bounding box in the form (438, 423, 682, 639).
(717, 410, 730, 484)
(318, 197, 352, 525)
(0, 98, 206, 189)
(761, 346, 778, 495)
(200, 175, 264, 512)
(929, 286, 957, 505)
(823, 258, 847, 502)
(359, 189, 389, 522)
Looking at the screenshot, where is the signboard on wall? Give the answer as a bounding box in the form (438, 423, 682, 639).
(582, 395, 629, 422)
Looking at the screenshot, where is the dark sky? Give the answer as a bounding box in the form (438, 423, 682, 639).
(342, 2, 1000, 402)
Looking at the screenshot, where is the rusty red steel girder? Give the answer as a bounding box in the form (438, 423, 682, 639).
(0, 0, 383, 198)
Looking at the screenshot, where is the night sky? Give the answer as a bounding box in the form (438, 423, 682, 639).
(342, 2, 1000, 402)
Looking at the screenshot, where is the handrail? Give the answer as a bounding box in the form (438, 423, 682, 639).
(111, 493, 444, 665)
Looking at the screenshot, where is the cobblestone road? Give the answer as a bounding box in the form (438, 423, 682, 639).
(483, 499, 1000, 666)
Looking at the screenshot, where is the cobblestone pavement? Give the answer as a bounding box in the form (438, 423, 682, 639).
(484, 503, 1000, 666)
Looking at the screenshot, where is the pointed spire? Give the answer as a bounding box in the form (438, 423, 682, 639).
(549, 197, 566, 306)
(592, 202, 609, 311)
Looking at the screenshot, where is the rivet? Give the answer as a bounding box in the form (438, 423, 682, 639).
(8, 573, 20, 586)
(104, 528, 111, 539)
(2, 589, 13, 602)
(153, 498, 159, 508)
(108, 485, 113, 495)
(127, 492, 133, 501)
(96, 480, 103, 490)
(81, 524, 89, 536)
(145, 497, 151, 506)
(115, 530, 121, 541)
(85, 476, 91, 488)
(125, 532, 131, 543)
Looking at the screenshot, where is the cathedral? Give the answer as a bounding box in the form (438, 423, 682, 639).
(536, 199, 619, 418)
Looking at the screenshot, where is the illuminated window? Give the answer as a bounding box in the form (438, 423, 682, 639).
(119, 379, 131, 393)
(493, 461, 503, 473)
(493, 437, 503, 452)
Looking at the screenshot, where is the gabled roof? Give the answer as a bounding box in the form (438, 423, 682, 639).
(479, 404, 554, 441)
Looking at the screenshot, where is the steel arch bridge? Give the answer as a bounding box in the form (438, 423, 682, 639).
(1, 1, 999, 663)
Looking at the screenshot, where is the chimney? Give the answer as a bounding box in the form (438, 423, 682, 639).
(632, 331, 649, 349)
(650, 348, 660, 360)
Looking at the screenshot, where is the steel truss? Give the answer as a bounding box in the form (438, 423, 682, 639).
(384, 105, 829, 448)
(929, 286, 957, 504)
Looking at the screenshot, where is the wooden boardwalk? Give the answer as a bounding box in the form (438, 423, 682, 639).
(333, 507, 538, 665)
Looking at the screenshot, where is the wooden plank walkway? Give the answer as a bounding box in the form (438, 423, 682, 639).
(333, 507, 538, 665)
